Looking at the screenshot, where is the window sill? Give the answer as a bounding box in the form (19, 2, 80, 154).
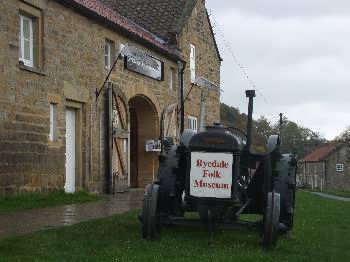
(48, 141, 62, 148)
(19, 63, 46, 76)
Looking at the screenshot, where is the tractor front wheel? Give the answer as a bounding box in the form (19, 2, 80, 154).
(262, 191, 281, 248)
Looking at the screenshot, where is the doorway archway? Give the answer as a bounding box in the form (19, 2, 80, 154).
(129, 95, 159, 188)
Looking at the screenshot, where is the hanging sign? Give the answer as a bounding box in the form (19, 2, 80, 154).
(145, 139, 162, 152)
(124, 49, 164, 81)
(190, 152, 233, 199)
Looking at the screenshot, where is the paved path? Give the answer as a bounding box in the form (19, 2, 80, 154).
(310, 191, 350, 202)
(0, 190, 144, 239)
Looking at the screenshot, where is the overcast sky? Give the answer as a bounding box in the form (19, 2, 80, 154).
(206, 0, 350, 140)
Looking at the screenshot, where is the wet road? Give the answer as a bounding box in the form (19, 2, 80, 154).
(0, 190, 144, 239)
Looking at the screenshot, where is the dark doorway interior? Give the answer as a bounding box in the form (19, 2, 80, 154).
(128, 95, 159, 188)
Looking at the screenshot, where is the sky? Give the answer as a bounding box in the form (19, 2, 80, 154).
(206, 0, 350, 140)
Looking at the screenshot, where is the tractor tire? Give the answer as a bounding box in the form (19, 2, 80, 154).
(142, 184, 160, 240)
(262, 191, 281, 248)
(274, 154, 297, 231)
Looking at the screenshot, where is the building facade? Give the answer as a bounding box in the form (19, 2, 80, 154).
(0, 0, 221, 195)
(298, 144, 350, 191)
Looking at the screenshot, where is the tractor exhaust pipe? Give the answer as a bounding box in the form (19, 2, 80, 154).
(245, 90, 256, 151)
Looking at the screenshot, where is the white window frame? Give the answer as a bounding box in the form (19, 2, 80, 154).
(19, 15, 34, 67)
(336, 164, 344, 172)
(105, 40, 112, 70)
(123, 139, 128, 153)
(49, 103, 58, 142)
(190, 44, 196, 83)
(169, 67, 175, 90)
(119, 43, 125, 58)
(188, 116, 198, 133)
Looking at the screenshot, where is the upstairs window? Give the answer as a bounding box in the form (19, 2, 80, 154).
(169, 67, 175, 90)
(119, 43, 125, 58)
(105, 40, 114, 70)
(19, 15, 34, 67)
(190, 44, 196, 83)
(336, 164, 344, 172)
(188, 116, 198, 133)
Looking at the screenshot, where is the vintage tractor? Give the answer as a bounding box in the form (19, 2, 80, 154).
(141, 90, 297, 247)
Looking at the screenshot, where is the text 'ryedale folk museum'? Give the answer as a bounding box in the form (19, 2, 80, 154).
(0, 0, 222, 195)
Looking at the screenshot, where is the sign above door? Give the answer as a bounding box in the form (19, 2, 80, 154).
(124, 47, 164, 81)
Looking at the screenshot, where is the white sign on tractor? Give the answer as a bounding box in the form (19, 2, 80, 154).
(190, 152, 233, 199)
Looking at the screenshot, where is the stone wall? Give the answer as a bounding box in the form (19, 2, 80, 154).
(326, 146, 350, 190)
(179, 0, 221, 127)
(0, 0, 221, 195)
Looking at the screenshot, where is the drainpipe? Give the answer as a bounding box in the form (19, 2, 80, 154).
(178, 61, 186, 135)
(198, 88, 206, 132)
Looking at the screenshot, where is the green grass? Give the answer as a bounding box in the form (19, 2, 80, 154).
(0, 191, 349, 261)
(0, 190, 103, 213)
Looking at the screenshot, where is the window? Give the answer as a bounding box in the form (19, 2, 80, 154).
(169, 67, 175, 90)
(19, 15, 34, 67)
(190, 44, 196, 83)
(49, 103, 58, 141)
(119, 43, 125, 58)
(336, 164, 344, 172)
(188, 116, 198, 132)
(123, 139, 128, 153)
(105, 40, 114, 70)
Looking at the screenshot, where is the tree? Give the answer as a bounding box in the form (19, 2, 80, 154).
(220, 103, 325, 157)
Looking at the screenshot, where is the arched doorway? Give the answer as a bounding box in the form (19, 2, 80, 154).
(129, 95, 159, 188)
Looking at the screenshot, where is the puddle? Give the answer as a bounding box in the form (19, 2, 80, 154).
(0, 190, 144, 239)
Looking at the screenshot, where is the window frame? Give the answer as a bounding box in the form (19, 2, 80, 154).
(123, 139, 128, 153)
(190, 44, 196, 83)
(188, 115, 198, 133)
(169, 67, 175, 90)
(19, 14, 34, 68)
(105, 40, 112, 70)
(336, 163, 344, 172)
(49, 103, 58, 142)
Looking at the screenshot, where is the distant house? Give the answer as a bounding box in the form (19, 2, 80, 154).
(298, 143, 350, 191)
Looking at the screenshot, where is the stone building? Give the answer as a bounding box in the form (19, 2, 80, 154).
(298, 143, 350, 191)
(0, 0, 222, 195)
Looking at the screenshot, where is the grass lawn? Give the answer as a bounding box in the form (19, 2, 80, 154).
(0, 191, 349, 262)
(0, 190, 103, 213)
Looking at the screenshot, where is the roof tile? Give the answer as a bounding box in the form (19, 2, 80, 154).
(303, 144, 340, 162)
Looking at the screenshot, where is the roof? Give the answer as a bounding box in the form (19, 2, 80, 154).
(55, 0, 183, 61)
(56, 0, 222, 62)
(303, 144, 341, 162)
(100, 0, 197, 40)
(99, 0, 222, 61)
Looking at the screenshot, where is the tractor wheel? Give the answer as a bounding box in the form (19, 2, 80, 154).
(262, 191, 281, 248)
(284, 186, 296, 230)
(142, 184, 160, 240)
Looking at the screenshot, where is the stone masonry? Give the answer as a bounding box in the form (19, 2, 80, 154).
(0, 0, 221, 195)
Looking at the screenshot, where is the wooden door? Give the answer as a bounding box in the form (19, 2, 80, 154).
(109, 86, 129, 193)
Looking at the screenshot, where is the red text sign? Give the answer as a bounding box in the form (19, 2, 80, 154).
(190, 152, 233, 198)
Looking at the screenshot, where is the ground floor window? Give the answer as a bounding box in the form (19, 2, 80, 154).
(188, 116, 198, 132)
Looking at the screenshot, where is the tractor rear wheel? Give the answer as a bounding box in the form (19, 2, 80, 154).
(142, 184, 160, 240)
(262, 191, 280, 248)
